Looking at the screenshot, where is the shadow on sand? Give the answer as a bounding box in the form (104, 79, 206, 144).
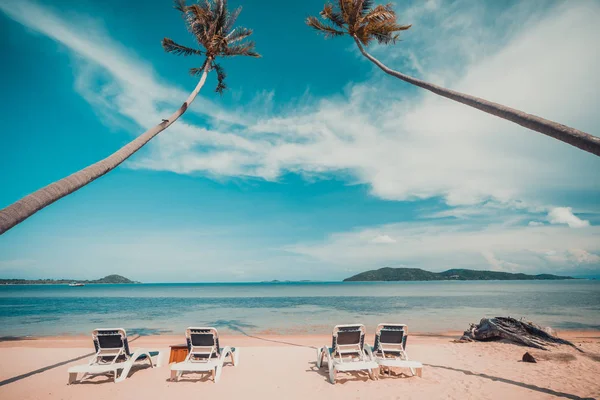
(306, 360, 372, 384)
(208, 319, 317, 349)
(0, 335, 141, 387)
(425, 363, 595, 400)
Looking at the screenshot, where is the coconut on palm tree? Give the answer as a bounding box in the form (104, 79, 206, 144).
(307, 0, 600, 157)
(0, 0, 260, 235)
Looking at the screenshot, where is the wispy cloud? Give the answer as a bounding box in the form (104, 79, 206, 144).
(285, 213, 600, 274)
(0, 0, 247, 133)
(370, 235, 396, 244)
(2, 0, 599, 277)
(135, 0, 600, 209)
(2, 0, 598, 208)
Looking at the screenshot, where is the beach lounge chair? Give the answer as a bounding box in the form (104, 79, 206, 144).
(67, 328, 161, 384)
(371, 323, 423, 377)
(316, 324, 378, 384)
(170, 327, 238, 383)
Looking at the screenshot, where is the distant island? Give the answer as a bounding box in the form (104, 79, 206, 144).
(344, 267, 574, 282)
(0, 274, 138, 285)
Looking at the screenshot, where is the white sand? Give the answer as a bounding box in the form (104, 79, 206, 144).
(0, 332, 598, 399)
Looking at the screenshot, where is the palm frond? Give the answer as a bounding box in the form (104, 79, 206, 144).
(189, 58, 210, 76)
(187, 4, 211, 30)
(174, 0, 187, 12)
(306, 16, 346, 38)
(339, 0, 353, 21)
(223, 6, 241, 34)
(225, 41, 260, 57)
(360, 0, 374, 14)
(366, 20, 411, 34)
(216, 0, 228, 37)
(226, 27, 253, 44)
(320, 4, 346, 28)
(363, 4, 395, 22)
(212, 62, 227, 94)
(348, 0, 364, 27)
(371, 31, 396, 44)
(364, 20, 410, 44)
(162, 38, 203, 56)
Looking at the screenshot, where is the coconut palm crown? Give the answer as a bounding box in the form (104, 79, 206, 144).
(163, 0, 260, 94)
(306, 0, 411, 46)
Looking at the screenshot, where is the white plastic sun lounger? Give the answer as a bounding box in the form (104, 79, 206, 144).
(316, 324, 378, 384)
(372, 323, 423, 377)
(67, 328, 161, 384)
(170, 327, 238, 383)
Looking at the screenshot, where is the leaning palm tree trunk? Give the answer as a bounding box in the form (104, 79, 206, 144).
(0, 61, 212, 235)
(354, 37, 600, 157)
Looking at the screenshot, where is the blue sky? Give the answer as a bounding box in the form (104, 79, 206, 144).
(0, 0, 599, 282)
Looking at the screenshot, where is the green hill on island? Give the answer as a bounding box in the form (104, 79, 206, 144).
(0, 274, 137, 285)
(343, 267, 574, 282)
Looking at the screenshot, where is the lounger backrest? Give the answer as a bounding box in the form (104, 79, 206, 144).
(186, 327, 220, 359)
(92, 328, 130, 359)
(374, 324, 407, 354)
(332, 325, 365, 355)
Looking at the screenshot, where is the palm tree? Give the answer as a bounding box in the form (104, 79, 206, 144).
(0, 0, 259, 235)
(307, 0, 600, 157)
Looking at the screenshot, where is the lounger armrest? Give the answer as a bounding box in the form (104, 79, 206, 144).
(219, 346, 233, 364)
(130, 349, 155, 365)
(363, 343, 375, 361)
(318, 344, 332, 368)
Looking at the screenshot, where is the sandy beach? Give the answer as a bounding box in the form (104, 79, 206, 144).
(1, 331, 598, 400)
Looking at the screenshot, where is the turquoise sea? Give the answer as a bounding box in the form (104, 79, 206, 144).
(0, 281, 599, 337)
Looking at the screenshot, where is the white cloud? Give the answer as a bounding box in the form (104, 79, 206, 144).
(481, 251, 520, 272)
(2, 0, 598, 211)
(548, 207, 590, 228)
(567, 249, 600, 264)
(0, 0, 248, 137)
(135, 1, 600, 209)
(286, 215, 600, 274)
(370, 235, 396, 244)
(2, 0, 600, 279)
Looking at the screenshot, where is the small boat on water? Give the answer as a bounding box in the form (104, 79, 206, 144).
(68, 283, 85, 287)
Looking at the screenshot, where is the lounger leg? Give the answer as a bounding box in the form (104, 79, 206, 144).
(170, 370, 178, 381)
(368, 368, 376, 380)
(232, 348, 240, 366)
(317, 347, 328, 369)
(68, 372, 78, 385)
(316, 347, 322, 368)
(155, 351, 164, 368)
(328, 363, 336, 384)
